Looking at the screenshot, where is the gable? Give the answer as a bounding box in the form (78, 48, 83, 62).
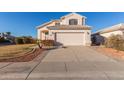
(60, 13, 86, 25)
(61, 13, 86, 20)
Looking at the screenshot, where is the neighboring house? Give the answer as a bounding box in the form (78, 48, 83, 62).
(92, 23, 124, 45)
(36, 12, 92, 46)
(94, 23, 124, 38)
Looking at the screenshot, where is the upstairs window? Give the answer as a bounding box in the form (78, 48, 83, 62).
(55, 22, 60, 26)
(69, 19, 78, 25)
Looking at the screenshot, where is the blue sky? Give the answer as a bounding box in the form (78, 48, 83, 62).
(0, 12, 124, 38)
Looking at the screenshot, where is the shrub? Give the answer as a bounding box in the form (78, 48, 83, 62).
(0, 37, 10, 43)
(41, 40, 55, 46)
(15, 37, 24, 44)
(15, 36, 36, 44)
(22, 37, 32, 44)
(104, 35, 124, 51)
(23, 36, 37, 44)
(36, 40, 42, 49)
(0, 37, 5, 43)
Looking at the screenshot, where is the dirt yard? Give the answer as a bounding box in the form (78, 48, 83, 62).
(94, 46, 124, 61)
(0, 44, 36, 59)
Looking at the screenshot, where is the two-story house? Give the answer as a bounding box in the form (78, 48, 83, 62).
(36, 12, 92, 46)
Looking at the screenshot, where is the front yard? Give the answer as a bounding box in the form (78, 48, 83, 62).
(0, 44, 36, 59)
(93, 46, 124, 61)
(0, 44, 43, 62)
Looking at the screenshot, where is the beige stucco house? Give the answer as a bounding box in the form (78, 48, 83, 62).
(92, 23, 124, 45)
(36, 13, 92, 46)
(95, 23, 124, 38)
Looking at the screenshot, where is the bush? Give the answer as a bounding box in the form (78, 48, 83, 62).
(23, 37, 32, 44)
(31, 39, 37, 44)
(41, 40, 55, 46)
(15, 36, 36, 44)
(104, 35, 124, 51)
(0, 37, 5, 43)
(15, 37, 24, 44)
(36, 40, 42, 49)
(0, 37, 10, 43)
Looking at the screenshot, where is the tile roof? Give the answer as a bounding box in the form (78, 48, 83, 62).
(36, 20, 60, 29)
(47, 25, 91, 30)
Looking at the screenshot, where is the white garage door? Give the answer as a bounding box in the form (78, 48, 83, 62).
(56, 32, 84, 46)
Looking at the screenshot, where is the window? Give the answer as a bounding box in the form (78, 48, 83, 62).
(45, 32, 49, 35)
(55, 22, 60, 26)
(69, 19, 78, 25)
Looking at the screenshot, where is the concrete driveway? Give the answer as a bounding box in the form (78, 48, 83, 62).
(0, 46, 124, 80)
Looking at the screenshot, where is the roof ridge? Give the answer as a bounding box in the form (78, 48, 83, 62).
(61, 12, 86, 19)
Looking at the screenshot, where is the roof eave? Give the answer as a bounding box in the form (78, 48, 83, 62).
(47, 26, 92, 30)
(36, 20, 60, 29)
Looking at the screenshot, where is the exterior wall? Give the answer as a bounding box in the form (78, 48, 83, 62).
(82, 18, 85, 25)
(84, 30, 91, 46)
(100, 30, 124, 38)
(60, 14, 85, 25)
(37, 29, 41, 39)
(37, 21, 56, 40)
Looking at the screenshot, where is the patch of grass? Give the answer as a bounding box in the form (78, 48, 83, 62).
(0, 44, 36, 59)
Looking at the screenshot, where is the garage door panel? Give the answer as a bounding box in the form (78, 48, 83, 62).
(56, 32, 84, 46)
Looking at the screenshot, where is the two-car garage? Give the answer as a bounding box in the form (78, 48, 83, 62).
(56, 32, 85, 46)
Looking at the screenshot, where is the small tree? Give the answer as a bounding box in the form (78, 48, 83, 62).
(37, 40, 42, 49)
(0, 37, 5, 42)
